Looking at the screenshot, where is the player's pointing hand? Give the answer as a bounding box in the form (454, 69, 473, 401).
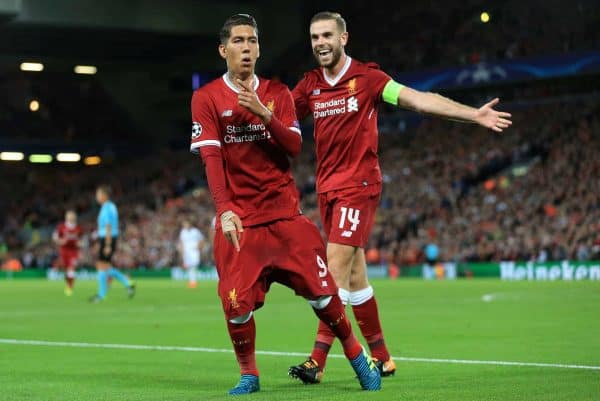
(221, 210, 244, 252)
(237, 78, 272, 123)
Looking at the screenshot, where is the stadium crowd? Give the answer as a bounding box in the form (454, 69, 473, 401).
(2, 95, 598, 270)
(275, 0, 599, 85)
(1, 1, 598, 270)
(344, 0, 599, 73)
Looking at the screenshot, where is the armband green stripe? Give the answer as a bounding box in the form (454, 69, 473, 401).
(382, 80, 404, 105)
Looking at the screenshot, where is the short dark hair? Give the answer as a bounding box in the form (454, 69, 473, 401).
(310, 11, 346, 33)
(97, 185, 111, 197)
(219, 14, 259, 44)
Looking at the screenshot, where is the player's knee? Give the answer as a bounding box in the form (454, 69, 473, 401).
(308, 295, 332, 310)
(326, 244, 357, 280)
(229, 311, 253, 324)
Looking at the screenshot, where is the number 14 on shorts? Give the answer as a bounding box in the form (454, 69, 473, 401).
(339, 207, 361, 237)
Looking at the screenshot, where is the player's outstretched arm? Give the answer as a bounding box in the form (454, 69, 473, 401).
(396, 86, 512, 132)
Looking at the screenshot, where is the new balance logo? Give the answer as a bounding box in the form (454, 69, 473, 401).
(221, 109, 233, 117)
(347, 96, 359, 112)
(341, 231, 353, 238)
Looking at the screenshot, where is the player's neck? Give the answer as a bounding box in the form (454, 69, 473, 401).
(227, 71, 255, 91)
(323, 53, 348, 80)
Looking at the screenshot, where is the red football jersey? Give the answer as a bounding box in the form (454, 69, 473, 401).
(55, 223, 82, 251)
(292, 57, 393, 193)
(191, 74, 302, 226)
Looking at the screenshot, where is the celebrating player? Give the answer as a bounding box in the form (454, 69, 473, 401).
(178, 217, 205, 288)
(289, 11, 513, 383)
(52, 210, 83, 296)
(89, 185, 135, 303)
(190, 14, 380, 395)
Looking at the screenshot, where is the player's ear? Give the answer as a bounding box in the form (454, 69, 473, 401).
(218, 44, 227, 60)
(256, 43, 260, 59)
(340, 31, 348, 47)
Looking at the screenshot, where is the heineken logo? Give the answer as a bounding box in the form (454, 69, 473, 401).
(500, 261, 600, 281)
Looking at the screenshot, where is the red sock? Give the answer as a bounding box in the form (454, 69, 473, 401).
(227, 317, 258, 376)
(352, 296, 391, 362)
(312, 296, 362, 362)
(309, 321, 335, 370)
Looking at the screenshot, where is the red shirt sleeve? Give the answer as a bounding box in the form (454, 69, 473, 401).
(366, 63, 393, 104)
(266, 86, 302, 157)
(291, 77, 311, 120)
(191, 89, 235, 216)
(200, 149, 235, 216)
(190, 89, 222, 154)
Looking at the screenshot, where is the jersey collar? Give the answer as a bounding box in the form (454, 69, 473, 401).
(222, 73, 260, 93)
(322, 56, 352, 87)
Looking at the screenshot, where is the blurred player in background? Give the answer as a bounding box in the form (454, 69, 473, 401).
(190, 14, 380, 395)
(289, 11, 513, 383)
(178, 217, 205, 288)
(89, 185, 135, 303)
(52, 210, 82, 296)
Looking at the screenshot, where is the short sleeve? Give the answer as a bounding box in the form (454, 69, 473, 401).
(366, 64, 394, 103)
(291, 78, 310, 120)
(190, 90, 222, 154)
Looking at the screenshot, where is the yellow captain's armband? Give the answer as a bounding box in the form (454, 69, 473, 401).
(382, 80, 404, 105)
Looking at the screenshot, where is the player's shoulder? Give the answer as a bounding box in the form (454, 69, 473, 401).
(351, 58, 383, 73)
(192, 77, 223, 102)
(300, 67, 321, 83)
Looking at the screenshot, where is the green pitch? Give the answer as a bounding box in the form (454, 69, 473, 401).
(1, 279, 598, 401)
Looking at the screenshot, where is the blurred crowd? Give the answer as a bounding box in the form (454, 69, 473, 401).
(365, 100, 600, 266)
(344, 0, 599, 74)
(2, 94, 598, 270)
(277, 0, 599, 84)
(0, 149, 211, 270)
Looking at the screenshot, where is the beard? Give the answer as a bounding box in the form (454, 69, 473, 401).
(313, 44, 343, 68)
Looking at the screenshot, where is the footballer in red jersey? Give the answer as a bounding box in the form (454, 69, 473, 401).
(289, 11, 512, 383)
(190, 14, 380, 395)
(52, 210, 83, 295)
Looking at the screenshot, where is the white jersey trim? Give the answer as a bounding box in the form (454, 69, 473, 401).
(289, 127, 302, 136)
(322, 56, 352, 87)
(190, 140, 221, 153)
(222, 73, 259, 94)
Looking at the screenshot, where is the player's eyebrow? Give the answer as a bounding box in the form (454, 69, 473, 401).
(231, 34, 258, 41)
(311, 31, 333, 39)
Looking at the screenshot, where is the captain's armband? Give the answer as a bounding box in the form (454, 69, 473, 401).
(382, 80, 405, 105)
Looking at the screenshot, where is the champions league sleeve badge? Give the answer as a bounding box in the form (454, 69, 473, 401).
(191, 122, 203, 139)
